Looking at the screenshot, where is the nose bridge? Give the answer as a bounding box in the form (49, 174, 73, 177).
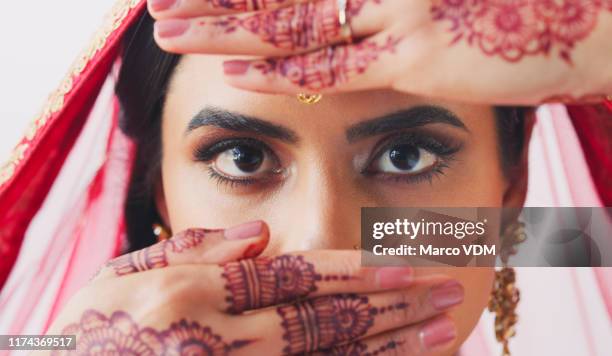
(278, 163, 362, 251)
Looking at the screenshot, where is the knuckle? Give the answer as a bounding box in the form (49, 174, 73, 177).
(384, 334, 408, 356)
(151, 270, 191, 301)
(393, 333, 420, 355)
(393, 292, 417, 324)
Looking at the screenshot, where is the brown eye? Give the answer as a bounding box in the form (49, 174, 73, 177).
(212, 145, 276, 178)
(373, 144, 438, 175)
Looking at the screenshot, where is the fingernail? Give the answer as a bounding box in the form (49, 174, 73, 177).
(224, 221, 264, 240)
(375, 267, 413, 289)
(223, 60, 250, 75)
(155, 19, 189, 38)
(420, 316, 456, 350)
(149, 0, 177, 11)
(242, 243, 265, 259)
(430, 280, 464, 310)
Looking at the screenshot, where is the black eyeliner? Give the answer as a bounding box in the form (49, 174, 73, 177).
(193, 137, 275, 163)
(361, 131, 463, 175)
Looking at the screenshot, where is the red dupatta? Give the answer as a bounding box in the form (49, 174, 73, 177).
(0, 0, 145, 290)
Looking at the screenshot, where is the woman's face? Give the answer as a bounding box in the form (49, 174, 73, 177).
(159, 55, 524, 352)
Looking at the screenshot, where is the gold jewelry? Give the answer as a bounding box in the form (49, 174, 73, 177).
(295, 0, 353, 105)
(489, 267, 520, 356)
(488, 220, 526, 356)
(500, 221, 526, 264)
(153, 223, 171, 242)
(337, 0, 353, 44)
(297, 93, 323, 104)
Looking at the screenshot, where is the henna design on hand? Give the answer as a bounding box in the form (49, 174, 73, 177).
(277, 294, 408, 354)
(108, 229, 209, 276)
(324, 340, 403, 356)
(431, 0, 612, 64)
(207, 0, 289, 11)
(250, 35, 402, 91)
(222, 255, 356, 313)
(52, 310, 251, 356)
(212, 0, 379, 51)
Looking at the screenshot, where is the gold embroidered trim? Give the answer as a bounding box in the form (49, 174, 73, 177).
(0, 0, 142, 188)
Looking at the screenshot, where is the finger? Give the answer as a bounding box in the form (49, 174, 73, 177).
(315, 315, 458, 355)
(148, 0, 380, 19)
(153, 0, 386, 57)
(204, 250, 451, 313)
(149, 0, 295, 18)
(221, 31, 403, 94)
(243, 281, 463, 354)
(94, 221, 269, 279)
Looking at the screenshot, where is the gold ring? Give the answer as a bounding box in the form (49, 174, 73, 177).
(297, 93, 323, 104)
(337, 0, 353, 44)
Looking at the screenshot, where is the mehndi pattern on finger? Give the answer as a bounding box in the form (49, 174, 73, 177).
(207, 0, 290, 11)
(431, 0, 612, 64)
(222, 254, 357, 313)
(211, 0, 381, 51)
(108, 229, 210, 276)
(249, 35, 402, 91)
(277, 294, 408, 354)
(52, 310, 252, 356)
(324, 339, 403, 356)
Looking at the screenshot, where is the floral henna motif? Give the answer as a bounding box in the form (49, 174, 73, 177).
(52, 310, 251, 356)
(108, 229, 209, 276)
(162, 320, 252, 356)
(222, 255, 356, 313)
(431, 0, 612, 64)
(212, 0, 380, 50)
(324, 340, 403, 356)
(207, 0, 289, 11)
(277, 294, 408, 354)
(251, 35, 402, 91)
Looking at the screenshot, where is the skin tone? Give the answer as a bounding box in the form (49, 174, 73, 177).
(148, 0, 612, 104)
(160, 54, 528, 354)
(43, 56, 532, 356)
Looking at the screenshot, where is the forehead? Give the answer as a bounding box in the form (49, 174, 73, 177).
(163, 54, 496, 134)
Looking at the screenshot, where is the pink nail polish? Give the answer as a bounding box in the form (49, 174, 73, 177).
(420, 316, 456, 350)
(155, 19, 189, 38)
(149, 0, 177, 11)
(223, 60, 250, 75)
(430, 280, 464, 310)
(224, 221, 264, 240)
(375, 267, 414, 289)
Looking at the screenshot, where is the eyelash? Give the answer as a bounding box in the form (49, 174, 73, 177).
(362, 132, 461, 184)
(194, 137, 280, 188)
(194, 132, 462, 188)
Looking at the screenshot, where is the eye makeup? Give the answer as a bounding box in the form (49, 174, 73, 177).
(361, 130, 463, 184)
(193, 137, 284, 188)
(191, 127, 464, 190)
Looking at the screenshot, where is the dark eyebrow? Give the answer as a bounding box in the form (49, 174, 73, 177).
(346, 105, 468, 143)
(187, 106, 299, 143)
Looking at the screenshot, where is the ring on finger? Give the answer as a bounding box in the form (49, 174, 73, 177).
(337, 0, 353, 44)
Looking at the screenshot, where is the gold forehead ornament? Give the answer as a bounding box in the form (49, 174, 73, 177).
(296, 93, 323, 104)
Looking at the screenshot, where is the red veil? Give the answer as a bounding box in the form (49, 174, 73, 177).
(0, 0, 610, 346)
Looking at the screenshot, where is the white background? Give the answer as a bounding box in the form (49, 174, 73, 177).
(0, 1, 114, 161)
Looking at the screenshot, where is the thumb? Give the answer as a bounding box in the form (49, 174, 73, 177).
(95, 220, 269, 279)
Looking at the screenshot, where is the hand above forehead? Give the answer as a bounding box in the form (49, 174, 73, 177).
(146, 0, 612, 106)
